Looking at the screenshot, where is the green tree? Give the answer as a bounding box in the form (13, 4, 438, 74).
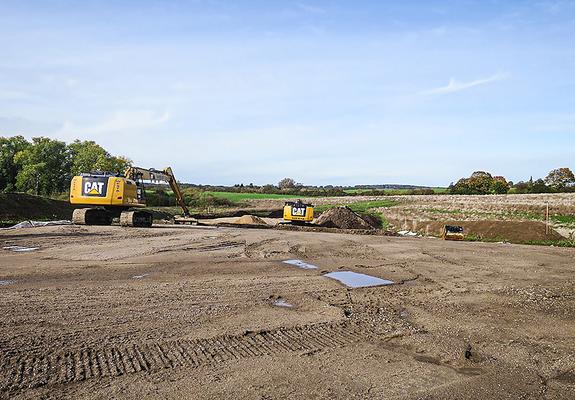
(545, 167, 575, 190)
(491, 176, 510, 194)
(68, 140, 132, 175)
(14, 137, 72, 195)
(0, 135, 30, 192)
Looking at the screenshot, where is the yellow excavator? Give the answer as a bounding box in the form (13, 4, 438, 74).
(282, 200, 314, 224)
(69, 166, 194, 227)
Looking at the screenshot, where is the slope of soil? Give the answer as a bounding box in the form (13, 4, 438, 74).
(0, 193, 77, 224)
(389, 218, 564, 242)
(315, 207, 376, 229)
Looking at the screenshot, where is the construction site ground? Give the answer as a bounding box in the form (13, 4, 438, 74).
(1, 224, 574, 399)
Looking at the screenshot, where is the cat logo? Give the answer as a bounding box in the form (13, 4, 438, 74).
(82, 177, 108, 197)
(291, 206, 306, 216)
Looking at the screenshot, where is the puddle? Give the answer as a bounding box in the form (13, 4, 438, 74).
(3, 246, 39, 252)
(273, 298, 293, 308)
(324, 271, 394, 288)
(132, 273, 150, 279)
(0, 280, 16, 286)
(282, 259, 318, 270)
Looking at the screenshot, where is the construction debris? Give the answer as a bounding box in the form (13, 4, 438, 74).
(0, 220, 72, 230)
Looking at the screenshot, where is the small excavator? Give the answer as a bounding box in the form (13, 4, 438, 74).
(282, 200, 314, 224)
(69, 166, 195, 227)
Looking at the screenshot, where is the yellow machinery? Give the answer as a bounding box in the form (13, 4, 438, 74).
(70, 166, 193, 227)
(283, 200, 314, 224)
(442, 225, 464, 241)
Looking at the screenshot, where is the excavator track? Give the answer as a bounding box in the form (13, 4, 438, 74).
(72, 208, 113, 226)
(120, 210, 153, 227)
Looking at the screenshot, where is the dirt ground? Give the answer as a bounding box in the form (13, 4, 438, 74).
(1, 224, 574, 399)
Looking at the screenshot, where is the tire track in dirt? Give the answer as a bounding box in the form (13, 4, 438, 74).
(0, 321, 363, 395)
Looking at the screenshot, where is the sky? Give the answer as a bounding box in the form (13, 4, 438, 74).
(1, 0, 574, 186)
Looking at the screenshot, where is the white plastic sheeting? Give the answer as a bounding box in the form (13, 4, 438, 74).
(0, 220, 71, 230)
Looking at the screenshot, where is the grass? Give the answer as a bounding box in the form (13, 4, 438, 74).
(203, 192, 302, 201)
(343, 188, 447, 195)
(551, 214, 575, 226)
(464, 234, 575, 247)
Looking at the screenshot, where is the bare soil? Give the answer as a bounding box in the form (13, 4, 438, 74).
(1, 224, 574, 399)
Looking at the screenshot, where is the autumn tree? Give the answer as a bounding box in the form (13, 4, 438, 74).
(278, 177, 297, 189)
(545, 167, 575, 190)
(450, 171, 510, 195)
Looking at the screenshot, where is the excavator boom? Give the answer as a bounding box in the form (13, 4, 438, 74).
(124, 166, 191, 217)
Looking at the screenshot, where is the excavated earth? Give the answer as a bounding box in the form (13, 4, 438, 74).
(0, 225, 574, 399)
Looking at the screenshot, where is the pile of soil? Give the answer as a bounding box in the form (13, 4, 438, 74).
(234, 215, 268, 225)
(0, 193, 77, 224)
(315, 207, 377, 230)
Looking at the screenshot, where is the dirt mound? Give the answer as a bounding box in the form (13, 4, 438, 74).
(0, 193, 77, 225)
(234, 215, 268, 225)
(391, 219, 565, 243)
(315, 207, 377, 230)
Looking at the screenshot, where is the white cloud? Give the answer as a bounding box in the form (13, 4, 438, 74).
(295, 3, 327, 15)
(56, 110, 172, 139)
(420, 73, 508, 95)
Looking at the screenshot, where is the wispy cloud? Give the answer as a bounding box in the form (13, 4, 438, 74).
(420, 73, 508, 95)
(56, 110, 171, 139)
(294, 3, 326, 15)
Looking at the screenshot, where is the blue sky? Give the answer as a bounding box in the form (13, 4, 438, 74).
(1, 0, 574, 186)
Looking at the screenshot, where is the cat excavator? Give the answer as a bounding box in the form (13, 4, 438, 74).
(69, 166, 194, 227)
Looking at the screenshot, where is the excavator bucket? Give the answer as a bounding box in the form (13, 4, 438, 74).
(442, 225, 464, 241)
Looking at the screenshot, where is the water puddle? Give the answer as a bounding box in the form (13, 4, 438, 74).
(132, 273, 150, 279)
(324, 271, 394, 288)
(0, 280, 16, 286)
(282, 259, 318, 270)
(3, 246, 39, 252)
(272, 298, 293, 308)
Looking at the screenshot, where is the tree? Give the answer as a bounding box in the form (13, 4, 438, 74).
(450, 171, 510, 195)
(545, 168, 575, 190)
(0, 135, 30, 192)
(491, 176, 510, 194)
(278, 177, 296, 189)
(68, 140, 131, 175)
(14, 137, 72, 195)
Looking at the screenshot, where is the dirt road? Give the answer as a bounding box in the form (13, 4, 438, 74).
(1, 225, 574, 399)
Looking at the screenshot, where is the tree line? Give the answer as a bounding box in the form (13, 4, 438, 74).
(0, 136, 131, 195)
(449, 168, 575, 195)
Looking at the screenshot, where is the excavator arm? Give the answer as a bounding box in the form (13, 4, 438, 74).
(124, 166, 191, 217)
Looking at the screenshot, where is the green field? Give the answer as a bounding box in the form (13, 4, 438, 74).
(343, 187, 447, 194)
(204, 192, 302, 201)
